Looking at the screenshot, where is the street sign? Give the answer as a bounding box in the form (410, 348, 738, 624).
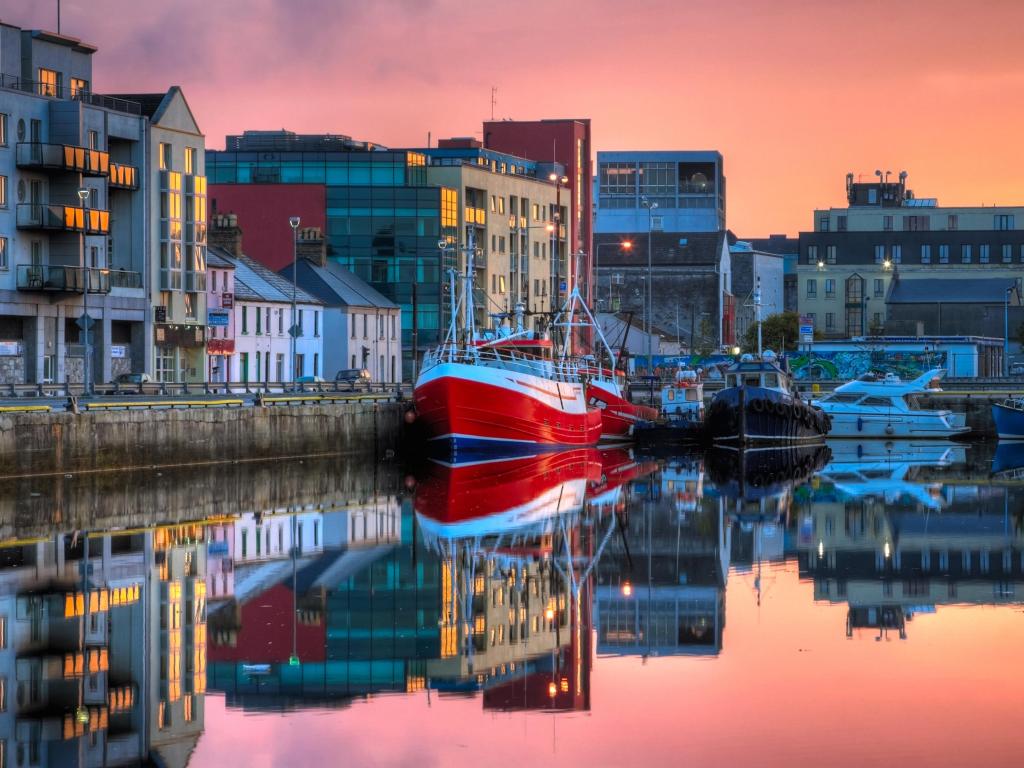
(799, 314, 814, 344)
(288, 324, 301, 338)
(559, 280, 567, 292)
(76, 313, 94, 330)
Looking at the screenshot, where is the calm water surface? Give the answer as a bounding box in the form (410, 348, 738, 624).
(4, 441, 1024, 767)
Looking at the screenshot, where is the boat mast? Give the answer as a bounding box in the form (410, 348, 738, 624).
(754, 277, 763, 358)
(464, 226, 476, 345)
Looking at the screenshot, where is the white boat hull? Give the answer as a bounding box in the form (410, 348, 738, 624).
(824, 412, 968, 439)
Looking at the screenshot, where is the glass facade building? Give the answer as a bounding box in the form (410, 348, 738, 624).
(207, 140, 456, 372)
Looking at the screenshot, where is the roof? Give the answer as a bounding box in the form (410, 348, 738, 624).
(208, 246, 322, 305)
(206, 250, 235, 269)
(105, 92, 167, 119)
(286, 260, 397, 310)
(597, 312, 676, 339)
(742, 235, 799, 255)
(595, 231, 728, 267)
(886, 278, 1021, 304)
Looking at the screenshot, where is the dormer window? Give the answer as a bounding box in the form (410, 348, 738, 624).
(38, 68, 62, 98)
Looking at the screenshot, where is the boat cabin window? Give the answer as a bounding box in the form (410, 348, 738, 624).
(743, 375, 761, 387)
(823, 392, 861, 403)
(685, 389, 699, 401)
(763, 373, 779, 388)
(861, 396, 895, 407)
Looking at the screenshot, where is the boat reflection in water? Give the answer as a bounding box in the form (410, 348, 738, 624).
(798, 442, 1024, 640)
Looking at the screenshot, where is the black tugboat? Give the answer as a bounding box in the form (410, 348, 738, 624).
(705, 351, 830, 445)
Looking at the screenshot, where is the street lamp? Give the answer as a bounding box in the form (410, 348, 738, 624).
(288, 216, 301, 386)
(78, 187, 92, 396)
(641, 197, 659, 374)
(595, 241, 632, 310)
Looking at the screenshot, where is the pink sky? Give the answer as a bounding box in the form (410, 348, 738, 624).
(10, 1, 1024, 234)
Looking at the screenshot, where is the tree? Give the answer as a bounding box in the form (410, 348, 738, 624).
(741, 311, 800, 353)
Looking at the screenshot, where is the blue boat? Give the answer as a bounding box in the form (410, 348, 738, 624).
(992, 398, 1024, 440)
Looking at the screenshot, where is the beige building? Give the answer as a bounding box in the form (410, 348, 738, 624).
(798, 173, 1024, 338)
(425, 145, 569, 335)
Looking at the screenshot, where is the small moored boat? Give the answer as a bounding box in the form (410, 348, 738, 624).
(992, 397, 1024, 440)
(814, 368, 968, 439)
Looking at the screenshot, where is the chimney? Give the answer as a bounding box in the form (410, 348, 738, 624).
(296, 226, 326, 267)
(209, 213, 243, 257)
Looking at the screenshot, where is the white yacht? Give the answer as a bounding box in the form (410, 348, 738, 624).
(814, 368, 968, 439)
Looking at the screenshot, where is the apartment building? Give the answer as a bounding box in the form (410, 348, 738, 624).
(798, 172, 1024, 338)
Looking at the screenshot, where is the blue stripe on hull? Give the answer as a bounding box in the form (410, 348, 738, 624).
(428, 434, 581, 461)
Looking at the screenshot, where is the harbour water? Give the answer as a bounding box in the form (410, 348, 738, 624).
(3, 440, 1024, 767)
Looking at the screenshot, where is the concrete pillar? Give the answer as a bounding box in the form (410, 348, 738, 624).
(100, 307, 112, 384)
(24, 313, 41, 384)
(55, 305, 67, 384)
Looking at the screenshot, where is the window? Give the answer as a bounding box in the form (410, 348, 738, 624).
(240, 352, 249, 383)
(873, 312, 883, 327)
(825, 312, 835, 331)
(185, 147, 196, 175)
(874, 245, 885, 264)
(314, 311, 319, 337)
(159, 143, 171, 170)
(0, 237, 6, 270)
(255, 351, 261, 382)
(980, 244, 990, 264)
(241, 307, 248, 334)
(826, 245, 837, 264)
(837, 215, 847, 231)
(883, 215, 893, 231)
(1003, 244, 1013, 263)
(939, 244, 950, 264)
(995, 214, 1014, 231)
(0, 176, 6, 208)
(824, 279, 835, 298)
(0, 616, 6, 648)
(818, 216, 829, 232)
(806, 245, 818, 265)
(903, 215, 929, 231)
(38, 67, 61, 97)
(278, 309, 283, 335)
(276, 353, 284, 381)
(947, 214, 958, 230)
(363, 313, 368, 338)
(490, 194, 496, 212)
(71, 77, 89, 97)
(255, 306, 262, 335)
(961, 244, 972, 264)
(313, 353, 319, 377)
(211, 271, 217, 292)
(298, 309, 304, 336)
(532, 203, 540, 221)
(874, 278, 884, 297)
(806, 279, 817, 298)
(391, 314, 396, 339)
(265, 307, 270, 335)
(891, 244, 901, 264)
(921, 244, 931, 264)
(0, 113, 7, 146)
(498, 197, 505, 214)
(351, 315, 356, 338)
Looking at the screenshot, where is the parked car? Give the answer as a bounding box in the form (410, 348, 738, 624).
(335, 368, 372, 388)
(115, 372, 151, 385)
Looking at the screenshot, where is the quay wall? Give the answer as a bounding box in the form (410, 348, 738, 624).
(0, 401, 407, 476)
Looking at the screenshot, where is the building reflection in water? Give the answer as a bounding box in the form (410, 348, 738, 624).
(595, 455, 729, 658)
(798, 440, 1024, 639)
(0, 525, 206, 767)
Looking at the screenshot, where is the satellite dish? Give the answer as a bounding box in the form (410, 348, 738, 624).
(689, 172, 708, 189)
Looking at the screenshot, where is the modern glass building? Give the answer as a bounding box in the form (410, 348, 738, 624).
(207, 133, 457, 374)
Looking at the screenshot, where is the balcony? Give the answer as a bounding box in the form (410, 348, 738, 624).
(17, 203, 110, 235)
(108, 162, 139, 190)
(16, 142, 109, 176)
(17, 265, 113, 294)
(109, 269, 143, 289)
(0, 73, 142, 115)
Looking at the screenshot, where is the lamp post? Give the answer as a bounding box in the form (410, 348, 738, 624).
(595, 241, 632, 311)
(288, 216, 301, 386)
(641, 197, 659, 375)
(78, 187, 91, 395)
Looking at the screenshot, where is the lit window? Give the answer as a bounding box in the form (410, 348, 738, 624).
(38, 68, 61, 97)
(0, 238, 7, 270)
(0, 176, 6, 208)
(185, 147, 196, 175)
(0, 113, 7, 146)
(159, 143, 171, 171)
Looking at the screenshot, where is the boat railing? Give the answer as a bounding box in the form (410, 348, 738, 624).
(422, 345, 584, 383)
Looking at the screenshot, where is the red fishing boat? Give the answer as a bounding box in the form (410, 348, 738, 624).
(413, 236, 601, 456)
